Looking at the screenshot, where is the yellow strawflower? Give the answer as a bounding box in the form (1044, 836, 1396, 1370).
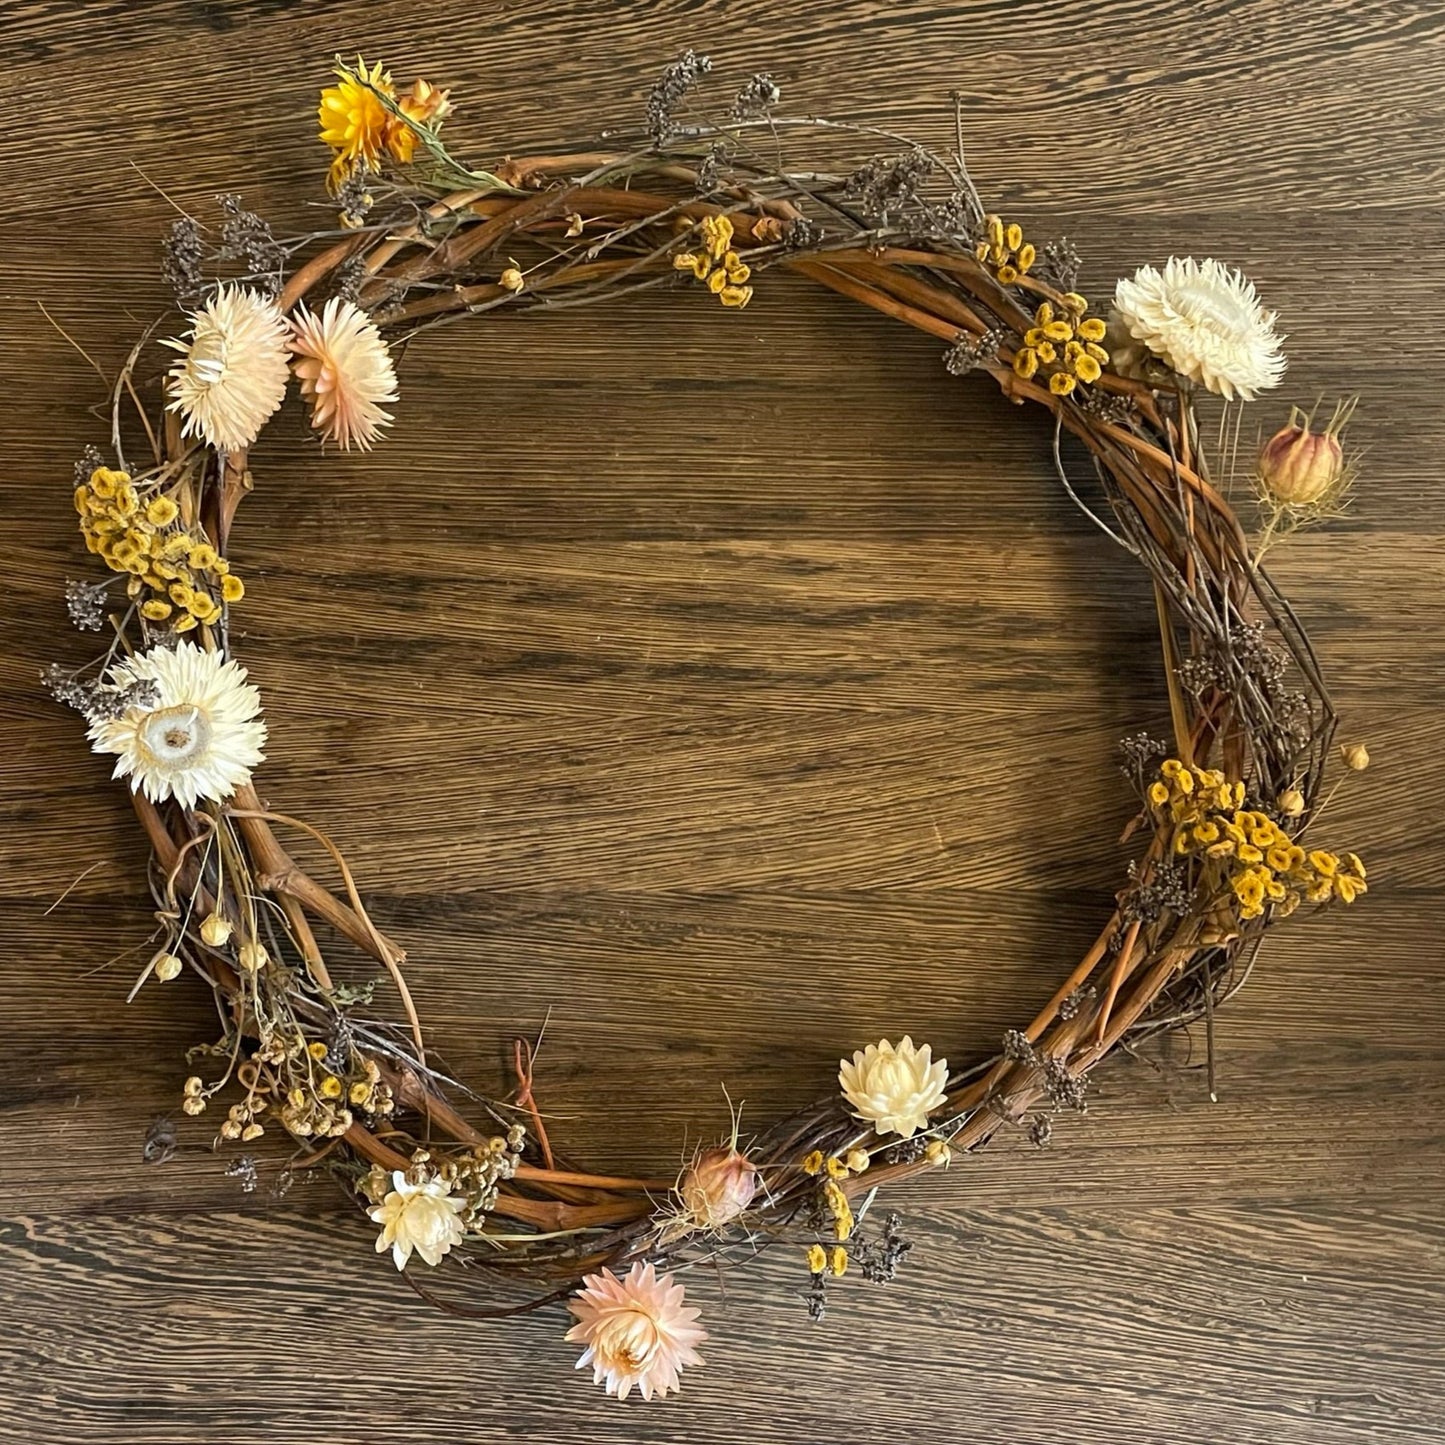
(319, 58, 394, 193)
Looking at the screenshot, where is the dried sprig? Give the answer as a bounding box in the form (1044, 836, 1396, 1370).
(646, 49, 712, 143)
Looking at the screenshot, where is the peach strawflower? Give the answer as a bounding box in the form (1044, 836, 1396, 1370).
(565, 1260, 706, 1402)
(387, 77, 453, 164)
(164, 286, 290, 453)
(289, 298, 399, 451)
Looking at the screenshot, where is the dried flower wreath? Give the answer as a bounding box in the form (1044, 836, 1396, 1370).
(50, 53, 1370, 1402)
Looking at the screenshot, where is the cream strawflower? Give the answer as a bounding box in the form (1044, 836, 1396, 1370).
(1110, 256, 1285, 401)
(566, 1260, 706, 1402)
(164, 285, 291, 451)
(839, 1035, 948, 1139)
(368, 1170, 468, 1269)
(289, 297, 399, 450)
(87, 641, 266, 809)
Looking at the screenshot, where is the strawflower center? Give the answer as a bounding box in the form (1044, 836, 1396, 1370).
(139, 704, 211, 767)
(599, 1309, 661, 1371)
(188, 327, 229, 387)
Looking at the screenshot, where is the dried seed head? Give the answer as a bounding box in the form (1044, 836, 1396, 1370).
(678, 1145, 758, 1230)
(1258, 400, 1355, 505)
(238, 941, 269, 972)
(200, 911, 233, 946)
(1340, 742, 1370, 772)
(153, 952, 183, 982)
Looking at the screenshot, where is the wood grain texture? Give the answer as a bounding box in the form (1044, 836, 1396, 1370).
(0, 2, 1442, 1441)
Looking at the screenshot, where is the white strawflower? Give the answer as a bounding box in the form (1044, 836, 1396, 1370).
(289, 297, 399, 450)
(368, 1171, 468, 1269)
(164, 285, 291, 451)
(1110, 257, 1285, 401)
(87, 641, 267, 809)
(839, 1035, 948, 1139)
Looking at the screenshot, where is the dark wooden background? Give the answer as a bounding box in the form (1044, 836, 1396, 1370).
(2, 2, 1442, 1441)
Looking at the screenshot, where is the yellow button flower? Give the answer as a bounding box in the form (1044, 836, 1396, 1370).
(1334, 874, 1364, 903)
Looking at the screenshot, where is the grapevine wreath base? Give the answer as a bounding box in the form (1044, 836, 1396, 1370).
(51, 54, 1369, 1400)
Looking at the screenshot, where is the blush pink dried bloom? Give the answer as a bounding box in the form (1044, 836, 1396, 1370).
(288, 297, 398, 450)
(565, 1260, 706, 1401)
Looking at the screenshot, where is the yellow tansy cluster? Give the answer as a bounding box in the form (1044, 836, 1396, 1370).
(278, 1041, 395, 1140)
(801, 1146, 870, 1241)
(319, 57, 452, 193)
(805, 1241, 850, 1278)
(1012, 296, 1111, 397)
(1148, 759, 1366, 920)
(975, 213, 1035, 285)
(672, 214, 754, 308)
(187, 1028, 397, 1144)
(75, 467, 243, 631)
